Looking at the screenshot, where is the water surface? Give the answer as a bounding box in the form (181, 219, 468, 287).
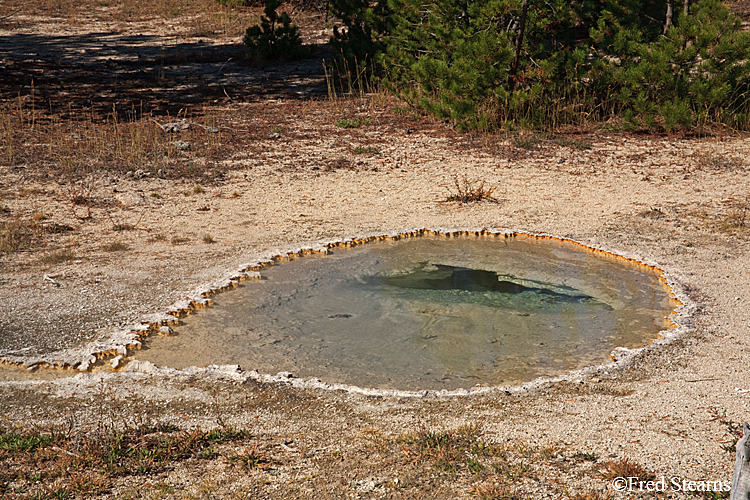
(135, 235, 673, 390)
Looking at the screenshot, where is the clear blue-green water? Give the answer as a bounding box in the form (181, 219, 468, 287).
(135, 235, 673, 390)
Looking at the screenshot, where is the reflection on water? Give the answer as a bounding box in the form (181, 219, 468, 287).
(134, 235, 674, 390)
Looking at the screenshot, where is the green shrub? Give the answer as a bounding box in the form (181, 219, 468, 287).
(328, 0, 390, 74)
(244, 0, 310, 60)
(328, 0, 750, 131)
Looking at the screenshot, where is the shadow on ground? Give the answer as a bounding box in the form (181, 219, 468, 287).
(0, 30, 330, 116)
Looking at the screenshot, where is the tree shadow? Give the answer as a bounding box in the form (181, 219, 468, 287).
(0, 30, 330, 117)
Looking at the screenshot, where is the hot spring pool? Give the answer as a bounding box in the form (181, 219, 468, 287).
(134, 233, 676, 390)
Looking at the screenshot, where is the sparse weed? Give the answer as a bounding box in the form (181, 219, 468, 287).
(571, 451, 598, 462)
(46, 223, 74, 234)
(444, 174, 498, 204)
(0, 217, 43, 254)
(104, 241, 130, 252)
(0, 417, 252, 499)
(555, 137, 592, 150)
(41, 248, 77, 264)
(327, 157, 353, 171)
(470, 482, 517, 499)
(513, 135, 542, 149)
(352, 145, 380, 155)
(639, 207, 665, 219)
(722, 196, 749, 230)
(696, 152, 746, 172)
(568, 490, 613, 500)
(227, 444, 269, 469)
(396, 424, 486, 474)
(202, 234, 216, 244)
(335, 118, 371, 128)
(193, 185, 205, 194)
(600, 457, 654, 482)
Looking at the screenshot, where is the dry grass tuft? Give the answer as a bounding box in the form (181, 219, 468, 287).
(444, 174, 498, 204)
(0, 217, 44, 254)
(40, 248, 77, 264)
(600, 457, 654, 482)
(470, 482, 521, 499)
(103, 241, 130, 252)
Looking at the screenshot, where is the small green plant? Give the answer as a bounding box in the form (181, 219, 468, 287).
(396, 424, 486, 474)
(555, 138, 592, 150)
(352, 145, 380, 155)
(228, 445, 269, 469)
(243, 0, 309, 60)
(335, 118, 371, 128)
(444, 174, 498, 204)
(193, 185, 205, 194)
(0, 429, 54, 452)
(572, 451, 598, 462)
(202, 234, 216, 244)
(513, 135, 541, 149)
(46, 223, 74, 234)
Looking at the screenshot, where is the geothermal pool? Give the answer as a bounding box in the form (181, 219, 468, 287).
(134, 234, 675, 390)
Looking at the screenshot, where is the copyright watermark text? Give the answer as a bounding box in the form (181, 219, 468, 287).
(611, 476, 730, 493)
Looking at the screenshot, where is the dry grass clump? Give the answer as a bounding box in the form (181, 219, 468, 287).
(0, 217, 44, 255)
(722, 196, 749, 230)
(40, 248, 77, 264)
(1, 100, 230, 183)
(600, 457, 654, 482)
(103, 241, 130, 252)
(444, 174, 498, 204)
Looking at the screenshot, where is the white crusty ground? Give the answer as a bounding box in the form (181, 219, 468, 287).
(1, 127, 750, 497)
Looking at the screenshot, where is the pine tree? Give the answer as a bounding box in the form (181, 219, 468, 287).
(244, 0, 309, 60)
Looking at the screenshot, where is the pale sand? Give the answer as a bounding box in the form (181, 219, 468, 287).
(1, 127, 750, 496)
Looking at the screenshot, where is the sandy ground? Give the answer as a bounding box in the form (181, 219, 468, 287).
(2, 3, 750, 497)
(2, 125, 750, 497)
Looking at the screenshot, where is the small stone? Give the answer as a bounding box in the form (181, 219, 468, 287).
(173, 140, 190, 151)
(158, 326, 172, 336)
(162, 120, 190, 132)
